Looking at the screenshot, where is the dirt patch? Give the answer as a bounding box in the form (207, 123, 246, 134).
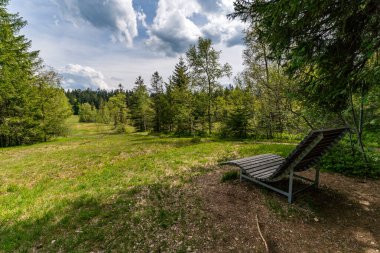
(191, 167, 380, 253)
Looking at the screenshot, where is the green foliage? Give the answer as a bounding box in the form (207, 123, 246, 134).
(190, 136, 202, 143)
(187, 37, 232, 134)
(319, 141, 380, 178)
(130, 76, 153, 131)
(221, 170, 239, 182)
(231, 0, 380, 169)
(221, 107, 251, 139)
(0, 2, 71, 146)
(170, 58, 194, 135)
(150, 71, 165, 132)
(65, 89, 119, 115)
(107, 93, 129, 130)
(96, 99, 111, 124)
(231, 0, 380, 112)
(0, 1, 39, 146)
(79, 103, 97, 123)
(36, 70, 72, 140)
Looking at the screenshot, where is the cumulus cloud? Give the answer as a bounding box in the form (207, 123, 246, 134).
(145, 0, 202, 56)
(60, 64, 110, 90)
(56, 0, 138, 47)
(144, 0, 245, 56)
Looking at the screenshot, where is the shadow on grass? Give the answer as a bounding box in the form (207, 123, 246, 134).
(0, 183, 207, 252)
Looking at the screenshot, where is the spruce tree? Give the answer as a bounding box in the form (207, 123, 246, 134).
(0, 1, 41, 146)
(150, 71, 164, 132)
(170, 57, 194, 135)
(130, 76, 152, 131)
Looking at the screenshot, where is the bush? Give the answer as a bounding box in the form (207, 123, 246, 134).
(79, 103, 97, 123)
(319, 142, 380, 178)
(115, 124, 136, 134)
(220, 107, 251, 139)
(190, 136, 202, 143)
(221, 170, 239, 182)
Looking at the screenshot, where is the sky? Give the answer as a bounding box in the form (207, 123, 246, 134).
(8, 0, 246, 90)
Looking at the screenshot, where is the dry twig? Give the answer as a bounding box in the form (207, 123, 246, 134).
(256, 214, 269, 253)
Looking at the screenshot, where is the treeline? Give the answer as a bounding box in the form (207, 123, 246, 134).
(68, 35, 380, 143)
(65, 88, 123, 115)
(67, 38, 314, 138)
(0, 2, 71, 147)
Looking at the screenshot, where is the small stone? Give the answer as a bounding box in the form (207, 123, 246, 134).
(370, 241, 375, 245)
(314, 217, 319, 222)
(51, 240, 56, 244)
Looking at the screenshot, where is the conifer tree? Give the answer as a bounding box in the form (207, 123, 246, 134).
(131, 76, 152, 131)
(150, 71, 164, 132)
(170, 57, 194, 135)
(0, 1, 42, 146)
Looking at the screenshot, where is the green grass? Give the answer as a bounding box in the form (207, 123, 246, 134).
(0, 116, 295, 252)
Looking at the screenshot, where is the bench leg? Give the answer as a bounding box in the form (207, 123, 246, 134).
(288, 169, 294, 203)
(240, 169, 242, 182)
(315, 168, 320, 188)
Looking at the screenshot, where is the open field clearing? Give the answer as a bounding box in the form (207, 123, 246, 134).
(0, 117, 379, 252)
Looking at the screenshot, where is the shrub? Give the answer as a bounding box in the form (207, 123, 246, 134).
(79, 103, 97, 123)
(190, 136, 202, 143)
(221, 170, 239, 182)
(319, 142, 380, 178)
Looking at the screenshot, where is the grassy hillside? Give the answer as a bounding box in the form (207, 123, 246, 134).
(0, 116, 295, 252)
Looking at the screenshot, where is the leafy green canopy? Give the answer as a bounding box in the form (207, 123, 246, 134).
(186, 37, 232, 134)
(231, 0, 380, 112)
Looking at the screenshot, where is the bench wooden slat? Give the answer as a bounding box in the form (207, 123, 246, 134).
(244, 160, 284, 173)
(232, 154, 280, 165)
(238, 157, 284, 168)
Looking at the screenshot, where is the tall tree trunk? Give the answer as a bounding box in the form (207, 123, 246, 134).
(262, 43, 270, 85)
(207, 77, 212, 135)
(358, 83, 368, 163)
(349, 82, 368, 163)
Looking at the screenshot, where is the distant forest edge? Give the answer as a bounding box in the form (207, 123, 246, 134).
(1, 1, 379, 177)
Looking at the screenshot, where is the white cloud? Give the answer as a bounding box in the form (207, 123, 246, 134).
(145, 0, 202, 56)
(56, 0, 138, 47)
(144, 0, 245, 56)
(60, 64, 111, 90)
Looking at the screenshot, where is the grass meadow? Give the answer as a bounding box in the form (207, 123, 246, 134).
(0, 116, 295, 252)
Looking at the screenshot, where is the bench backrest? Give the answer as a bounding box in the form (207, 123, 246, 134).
(270, 127, 349, 181)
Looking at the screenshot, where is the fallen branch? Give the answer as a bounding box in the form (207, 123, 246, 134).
(256, 214, 269, 253)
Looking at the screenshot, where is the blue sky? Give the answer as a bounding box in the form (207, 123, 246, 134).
(8, 0, 245, 90)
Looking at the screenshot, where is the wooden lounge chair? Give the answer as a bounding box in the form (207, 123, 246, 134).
(221, 127, 349, 203)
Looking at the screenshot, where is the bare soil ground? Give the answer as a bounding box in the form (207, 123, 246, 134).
(191, 167, 380, 253)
